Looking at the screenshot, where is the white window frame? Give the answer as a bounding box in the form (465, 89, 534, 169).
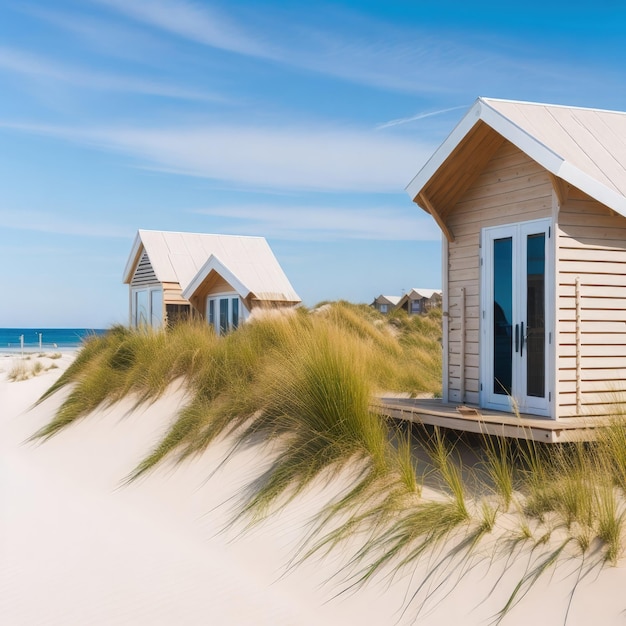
(206, 292, 247, 335)
(131, 285, 163, 328)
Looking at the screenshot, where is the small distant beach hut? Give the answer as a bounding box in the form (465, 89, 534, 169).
(371, 295, 401, 314)
(123, 229, 300, 332)
(181, 246, 301, 335)
(397, 97, 626, 435)
(396, 289, 442, 315)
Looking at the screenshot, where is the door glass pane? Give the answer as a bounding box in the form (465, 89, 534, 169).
(219, 298, 229, 334)
(136, 290, 149, 327)
(526, 233, 545, 398)
(208, 299, 214, 327)
(493, 237, 512, 395)
(232, 298, 239, 329)
(150, 290, 162, 327)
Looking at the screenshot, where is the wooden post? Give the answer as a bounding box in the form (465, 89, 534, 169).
(575, 277, 582, 415)
(460, 287, 466, 403)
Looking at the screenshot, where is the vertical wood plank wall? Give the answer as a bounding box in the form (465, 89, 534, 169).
(556, 192, 626, 417)
(445, 140, 552, 405)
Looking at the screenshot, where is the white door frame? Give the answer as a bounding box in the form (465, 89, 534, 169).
(480, 218, 554, 418)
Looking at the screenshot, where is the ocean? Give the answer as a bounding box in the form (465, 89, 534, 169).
(0, 328, 107, 353)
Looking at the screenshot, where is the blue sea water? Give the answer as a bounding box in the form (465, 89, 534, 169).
(0, 328, 107, 353)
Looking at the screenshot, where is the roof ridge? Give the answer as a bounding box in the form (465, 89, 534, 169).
(480, 96, 626, 117)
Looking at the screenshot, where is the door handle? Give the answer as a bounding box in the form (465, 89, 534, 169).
(520, 321, 524, 357)
(515, 324, 519, 353)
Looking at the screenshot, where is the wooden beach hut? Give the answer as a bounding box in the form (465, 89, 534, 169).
(371, 295, 401, 314)
(123, 229, 300, 331)
(383, 97, 626, 441)
(396, 288, 442, 315)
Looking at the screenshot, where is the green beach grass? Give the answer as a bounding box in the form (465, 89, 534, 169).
(31, 301, 626, 621)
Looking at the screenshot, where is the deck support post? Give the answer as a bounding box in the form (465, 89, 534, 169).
(460, 287, 466, 403)
(575, 277, 582, 415)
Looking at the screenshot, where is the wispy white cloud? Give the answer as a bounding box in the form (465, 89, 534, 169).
(192, 204, 439, 241)
(0, 209, 128, 238)
(377, 106, 468, 130)
(92, 0, 275, 58)
(0, 45, 226, 102)
(89, 0, 626, 101)
(20, 5, 176, 64)
(0, 120, 433, 192)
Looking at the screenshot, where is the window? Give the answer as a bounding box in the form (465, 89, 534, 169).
(131, 287, 163, 328)
(150, 290, 163, 327)
(219, 298, 229, 334)
(135, 290, 149, 326)
(206, 294, 246, 335)
(232, 298, 239, 328)
(380, 304, 388, 313)
(165, 304, 191, 325)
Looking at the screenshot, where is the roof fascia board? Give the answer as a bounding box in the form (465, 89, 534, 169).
(405, 98, 484, 201)
(182, 254, 251, 301)
(122, 231, 144, 284)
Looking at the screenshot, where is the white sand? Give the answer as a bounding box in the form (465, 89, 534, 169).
(1, 352, 626, 625)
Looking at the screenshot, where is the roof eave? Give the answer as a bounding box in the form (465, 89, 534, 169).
(406, 97, 626, 219)
(122, 231, 144, 284)
(181, 254, 251, 302)
(405, 97, 484, 202)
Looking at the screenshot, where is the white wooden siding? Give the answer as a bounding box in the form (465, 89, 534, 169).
(445, 141, 553, 405)
(556, 196, 626, 417)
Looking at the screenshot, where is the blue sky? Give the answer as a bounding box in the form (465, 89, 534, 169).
(1, 1, 626, 327)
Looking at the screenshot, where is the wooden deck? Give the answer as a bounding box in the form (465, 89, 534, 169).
(375, 397, 607, 443)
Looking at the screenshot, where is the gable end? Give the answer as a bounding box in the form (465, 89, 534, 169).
(131, 250, 158, 286)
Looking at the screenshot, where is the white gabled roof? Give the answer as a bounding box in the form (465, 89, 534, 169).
(123, 230, 300, 303)
(380, 295, 402, 306)
(405, 288, 442, 300)
(182, 250, 301, 303)
(406, 97, 626, 217)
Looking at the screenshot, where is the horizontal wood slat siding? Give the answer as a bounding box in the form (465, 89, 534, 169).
(445, 140, 552, 405)
(162, 282, 187, 305)
(131, 251, 158, 286)
(556, 196, 626, 418)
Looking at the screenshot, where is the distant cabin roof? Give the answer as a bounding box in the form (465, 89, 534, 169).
(123, 229, 301, 303)
(405, 288, 442, 300)
(406, 97, 626, 238)
(182, 251, 301, 304)
(373, 295, 402, 306)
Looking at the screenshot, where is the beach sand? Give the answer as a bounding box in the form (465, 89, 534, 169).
(2, 352, 626, 625)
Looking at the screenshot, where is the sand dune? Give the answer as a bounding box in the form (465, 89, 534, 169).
(1, 353, 626, 625)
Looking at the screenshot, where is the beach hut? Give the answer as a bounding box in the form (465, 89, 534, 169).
(371, 295, 401, 314)
(398, 97, 626, 434)
(123, 230, 300, 332)
(396, 288, 442, 315)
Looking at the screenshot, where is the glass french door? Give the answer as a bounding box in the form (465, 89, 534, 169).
(481, 219, 551, 416)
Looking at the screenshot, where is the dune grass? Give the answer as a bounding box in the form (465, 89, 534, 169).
(8, 357, 47, 381)
(32, 301, 626, 620)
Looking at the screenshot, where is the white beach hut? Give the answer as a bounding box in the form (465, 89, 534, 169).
(382, 98, 626, 440)
(123, 229, 300, 332)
